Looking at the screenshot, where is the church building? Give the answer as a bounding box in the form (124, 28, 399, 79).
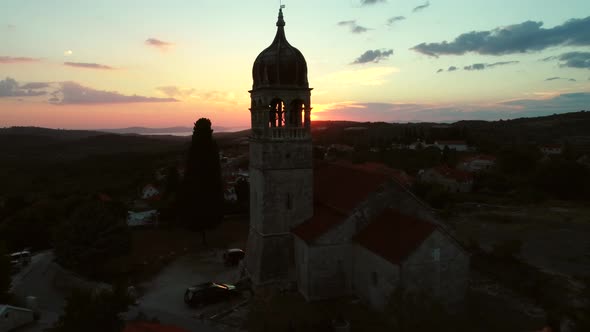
(244, 8, 469, 311)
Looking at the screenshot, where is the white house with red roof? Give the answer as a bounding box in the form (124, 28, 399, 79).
(457, 154, 497, 173)
(421, 165, 474, 192)
(141, 184, 161, 200)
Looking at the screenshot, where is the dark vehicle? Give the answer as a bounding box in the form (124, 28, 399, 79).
(223, 248, 245, 266)
(8, 250, 31, 274)
(183, 282, 239, 307)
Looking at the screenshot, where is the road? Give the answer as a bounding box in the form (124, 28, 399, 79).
(9, 250, 237, 332)
(129, 249, 242, 332)
(10, 251, 65, 332)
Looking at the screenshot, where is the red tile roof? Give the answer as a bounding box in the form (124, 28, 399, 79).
(460, 154, 496, 163)
(433, 165, 473, 182)
(292, 162, 392, 242)
(124, 322, 190, 332)
(314, 162, 391, 214)
(354, 209, 436, 264)
(292, 203, 346, 242)
(347, 162, 415, 187)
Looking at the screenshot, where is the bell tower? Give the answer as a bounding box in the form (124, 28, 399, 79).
(245, 8, 313, 285)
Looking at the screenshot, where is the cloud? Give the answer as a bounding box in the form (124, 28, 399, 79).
(412, 16, 590, 57)
(448, 66, 458, 72)
(51, 82, 177, 105)
(337, 20, 370, 34)
(319, 67, 399, 86)
(64, 62, 115, 70)
(156, 86, 197, 99)
(0, 77, 47, 97)
(145, 38, 174, 51)
(545, 77, 576, 82)
(546, 52, 590, 69)
(156, 85, 238, 104)
(464, 63, 486, 71)
(352, 49, 394, 64)
(386, 16, 406, 26)
(464, 61, 519, 70)
(314, 92, 590, 122)
(413, 1, 430, 13)
(0, 56, 41, 64)
(360, 0, 386, 6)
(20, 82, 50, 89)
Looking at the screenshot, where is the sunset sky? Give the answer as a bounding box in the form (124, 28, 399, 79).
(1, 0, 590, 130)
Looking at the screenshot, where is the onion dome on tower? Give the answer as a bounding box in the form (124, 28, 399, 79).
(252, 8, 309, 89)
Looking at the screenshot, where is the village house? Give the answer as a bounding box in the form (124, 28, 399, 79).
(434, 140, 469, 152)
(141, 184, 161, 201)
(540, 144, 563, 156)
(127, 210, 159, 228)
(456, 154, 496, 173)
(420, 165, 474, 193)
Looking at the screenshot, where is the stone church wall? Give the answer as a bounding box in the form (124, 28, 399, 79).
(249, 168, 313, 234)
(352, 244, 400, 311)
(401, 230, 469, 309)
(296, 241, 353, 301)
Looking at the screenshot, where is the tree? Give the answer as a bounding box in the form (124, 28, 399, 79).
(165, 166, 180, 195)
(235, 177, 250, 212)
(53, 200, 131, 276)
(441, 145, 451, 163)
(46, 286, 132, 332)
(0, 242, 11, 303)
(178, 118, 224, 244)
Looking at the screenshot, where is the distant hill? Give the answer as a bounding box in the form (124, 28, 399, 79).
(0, 126, 106, 140)
(0, 127, 187, 165)
(311, 111, 590, 148)
(97, 126, 240, 135)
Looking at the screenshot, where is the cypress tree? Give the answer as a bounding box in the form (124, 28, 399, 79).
(179, 118, 224, 244)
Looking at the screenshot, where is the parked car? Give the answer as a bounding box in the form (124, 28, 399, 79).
(223, 248, 245, 266)
(9, 251, 31, 273)
(183, 282, 240, 307)
(0, 305, 36, 332)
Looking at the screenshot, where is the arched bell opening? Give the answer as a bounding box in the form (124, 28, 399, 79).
(269, 98, 285, 128)
(288, 99, 305, 127)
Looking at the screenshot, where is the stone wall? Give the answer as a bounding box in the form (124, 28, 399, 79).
(306, 243, 353, 300)
(352, 245, 400, 311)
(401, 230, 470, 309)
(245, 228, 292, 285)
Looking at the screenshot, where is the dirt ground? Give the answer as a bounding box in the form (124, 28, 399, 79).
(450, 202, 590, 278)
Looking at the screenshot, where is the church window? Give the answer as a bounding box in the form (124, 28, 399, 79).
(433, 248, 440, 262)
(286, 193, 292, 210)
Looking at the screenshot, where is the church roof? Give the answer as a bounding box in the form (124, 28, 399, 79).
(252, 8, 309, 89)
(354, 209, 436, 264)
(292, 203, 345, 242)
(292, 162, 393, 242)
(314, 161, 392, 214)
